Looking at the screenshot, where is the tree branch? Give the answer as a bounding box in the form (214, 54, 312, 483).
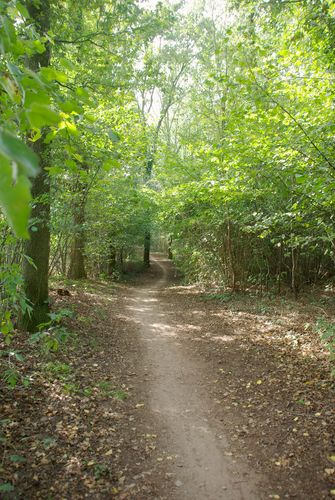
(249, 69, 335, 173)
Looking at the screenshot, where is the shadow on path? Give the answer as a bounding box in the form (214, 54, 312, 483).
(125, 254, 263, 500)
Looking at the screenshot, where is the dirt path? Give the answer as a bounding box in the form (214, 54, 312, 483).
(126, 255, 262, 499)
(1, 254, 333, 499)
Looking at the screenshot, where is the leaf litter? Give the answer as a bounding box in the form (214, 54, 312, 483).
(0, 264, 334, 499)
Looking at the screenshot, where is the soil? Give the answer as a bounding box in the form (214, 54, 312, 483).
(0, 254, 334, 499)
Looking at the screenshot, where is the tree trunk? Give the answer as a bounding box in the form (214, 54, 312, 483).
(67, 162, 88, 280)
(22, 158, 50, 330)
(291, 246, 299, 298)
(107, 244, 116, 276)
(21, 0, 51, 332)
(226, 220, 236, 290)
(144, 231, 151, 268)
(67, 201, 87, 279)
(277, 245, 283, 294)
(117, 247, 124, 273)
(168, 235, 173, 260)
(143, 156, 153, 267)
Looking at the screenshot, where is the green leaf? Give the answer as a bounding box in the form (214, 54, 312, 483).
(0, 75, 20, 103)
(59, 57, 76, 71)
(59, 100, 82, 114)
(16, 3, 30, 19)
(59, 120, 78, 136)
(26, 103, 60, 128)
(24, 89, 51, 107)
(29, 129, 42, 143)
(6, 62, 22, 89)
(12, 351, 24, 362)
(0, 128, 39, 177)
(23, 254, 37, 269)
(0, 159, 32, 238)
(75, 87, 90, 103)
(0, 483, 14, 493)
(85, 112, 96, 122)
(39, 67, 67, 83)
(23, 377, 30, 387)
(9, 454, 26, 463)
(108, 130, 120, 143)
(103, 159, 120, 171)
(33, 39, 46, 54)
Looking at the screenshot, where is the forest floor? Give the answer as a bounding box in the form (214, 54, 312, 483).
(0, 254, 334, 499)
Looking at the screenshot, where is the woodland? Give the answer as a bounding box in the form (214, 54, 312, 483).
(0, 0, 335, 498)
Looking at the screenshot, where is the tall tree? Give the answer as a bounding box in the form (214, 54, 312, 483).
(137, 26, 192, 266)
(21, 0, 52, 331)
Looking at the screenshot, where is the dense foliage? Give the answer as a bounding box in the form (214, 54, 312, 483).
(1, 0, 335, 337)
(157, 0, 335, 293)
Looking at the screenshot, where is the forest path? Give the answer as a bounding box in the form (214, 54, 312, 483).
(2, 255, 332, 498)
(125, 254, 262, 499)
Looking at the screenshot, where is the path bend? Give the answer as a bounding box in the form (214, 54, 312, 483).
(126, 254, 263, 500)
